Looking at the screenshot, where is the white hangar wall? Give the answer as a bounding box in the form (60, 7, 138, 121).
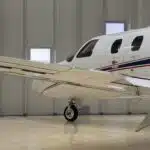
(1, 0, 25, 115)
(0, 0, 150, 115)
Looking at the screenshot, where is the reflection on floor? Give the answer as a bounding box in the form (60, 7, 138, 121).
(0, 115, 150, 150)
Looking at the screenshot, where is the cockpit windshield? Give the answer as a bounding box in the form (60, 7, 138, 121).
(66, 39, 99, 62)
(66, 49, 78, 62)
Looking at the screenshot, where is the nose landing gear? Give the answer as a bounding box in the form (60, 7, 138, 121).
(64, 98, 79, 122)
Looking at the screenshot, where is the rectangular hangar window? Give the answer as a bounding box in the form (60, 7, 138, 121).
(30, 48, 51, 63)
(105, 22, 125, 35)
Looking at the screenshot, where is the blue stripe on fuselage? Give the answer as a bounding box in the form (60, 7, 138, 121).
(99, 58, 150, 71)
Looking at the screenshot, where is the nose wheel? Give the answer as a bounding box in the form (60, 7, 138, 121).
(64, 99, 79, 122)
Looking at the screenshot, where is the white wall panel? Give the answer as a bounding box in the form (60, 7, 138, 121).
(82, 0, 104, 43)
(0, 0, 4, 55)
(26, 84, 54, 115)
(137, 0, 150, 28)
(55, 0, 77, 62)
(26, 0, 53, 47)
(26, 0, 54, 115)
(102, 100, 128, 114)
(51, 0, 79, 114)
(105, 0, 127, 21)
(1, 0, 150, 115)
(1, 0, 24, 115)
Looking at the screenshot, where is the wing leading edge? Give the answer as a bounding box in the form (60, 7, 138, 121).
(0, 56, 127, 93)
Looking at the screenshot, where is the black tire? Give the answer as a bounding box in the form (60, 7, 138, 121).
(64, 105, 78, 122)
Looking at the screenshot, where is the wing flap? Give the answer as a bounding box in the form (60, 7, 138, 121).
(47, 69, 126, 92)
(51, 69, 116, 84)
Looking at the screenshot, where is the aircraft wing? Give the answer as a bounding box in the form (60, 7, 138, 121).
(0, 56, 127, 93)
(124, 75, 150, 88)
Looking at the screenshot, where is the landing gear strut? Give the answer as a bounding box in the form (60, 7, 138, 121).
(64, 98, 79, 122)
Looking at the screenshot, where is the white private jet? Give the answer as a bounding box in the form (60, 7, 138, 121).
(0, 27, 150, 131)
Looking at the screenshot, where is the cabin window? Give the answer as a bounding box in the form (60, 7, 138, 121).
(76, 39, 98, 58)
(111, 39, 122, 54)
(66, 54, 74, 62)
(66, 50, 78, 62)
(131, 36, 143, 51)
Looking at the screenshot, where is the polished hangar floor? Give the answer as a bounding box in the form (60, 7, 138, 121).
(0, 115, 150, 150)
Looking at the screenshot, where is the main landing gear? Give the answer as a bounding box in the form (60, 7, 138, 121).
(64, 98, 79, 122)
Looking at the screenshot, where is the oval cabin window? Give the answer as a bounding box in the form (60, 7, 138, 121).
(111, 39, 122, 54)
(131, 36, 143, 51)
